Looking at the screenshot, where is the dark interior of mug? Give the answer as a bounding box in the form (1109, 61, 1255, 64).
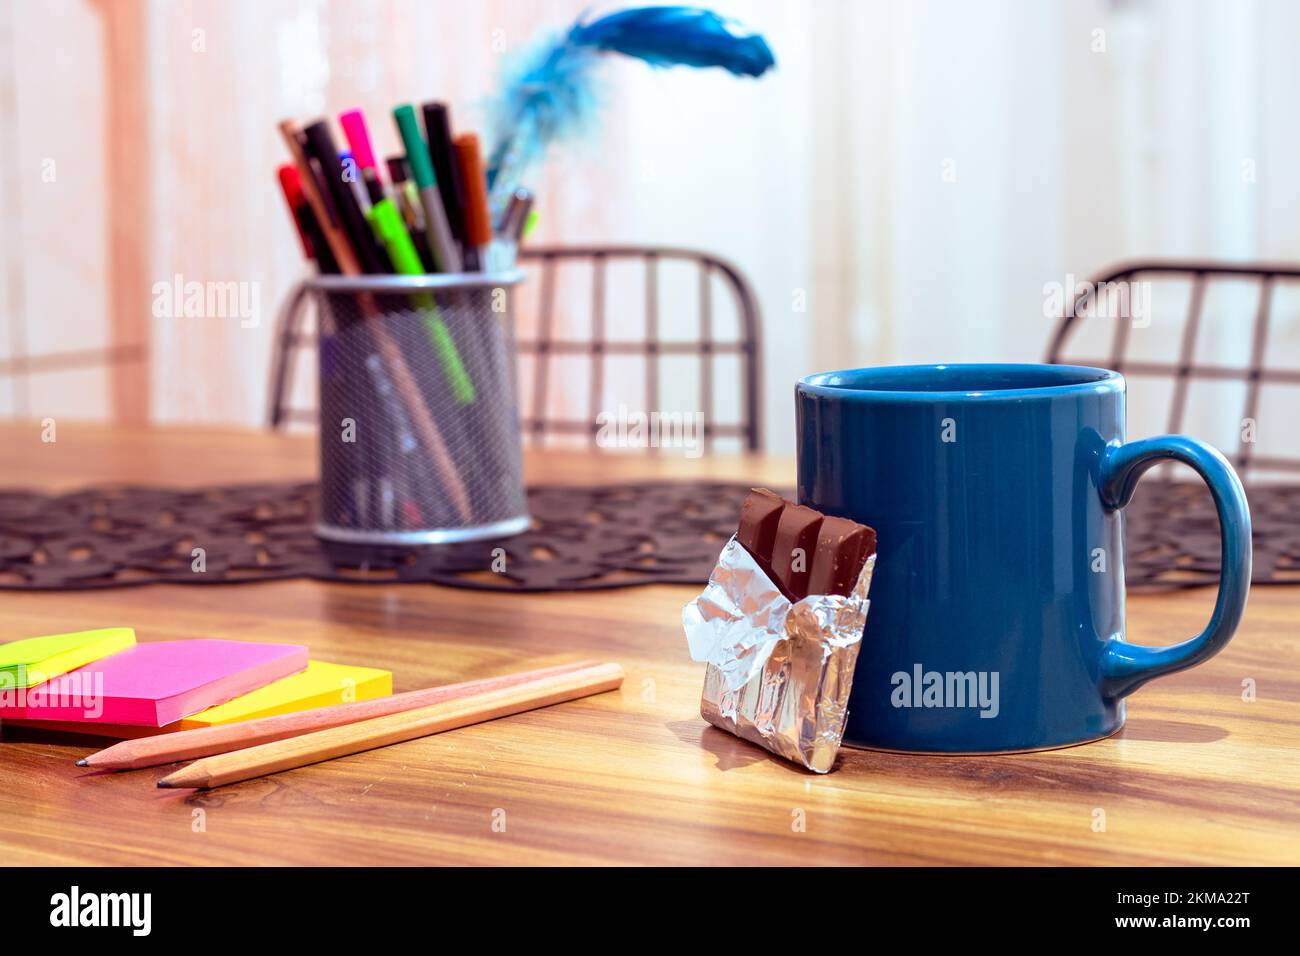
(805, 364, 1118, 394)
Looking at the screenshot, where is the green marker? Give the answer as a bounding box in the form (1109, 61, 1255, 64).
(369, 197, 426, 276)
(367, 198, 475, 405)
(392, 104, 462, 273)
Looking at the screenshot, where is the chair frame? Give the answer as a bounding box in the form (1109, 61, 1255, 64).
(1045, 259, 1300, 475)
(267, 244, 764, 453)
(514, 244, 762, 452)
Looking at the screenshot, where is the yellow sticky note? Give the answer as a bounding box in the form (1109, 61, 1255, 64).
(0, 628, 136, 689)
(178, 660, 392, 728)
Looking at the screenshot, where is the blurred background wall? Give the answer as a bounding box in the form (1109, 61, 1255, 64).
(3, 0, 1300, 457)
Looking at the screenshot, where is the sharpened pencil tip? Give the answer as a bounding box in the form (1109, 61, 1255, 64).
(157, 779, 173, 788)
(75, 759, 88, 767)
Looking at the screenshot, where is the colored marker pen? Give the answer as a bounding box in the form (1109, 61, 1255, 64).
(386, 155, 434, 270)
(422, 102, 467, 249)
(339, 109, 387, 205)
(453, 133, 493, 272)
(393, 104, 462, 273)
(340, 150, 372, 214)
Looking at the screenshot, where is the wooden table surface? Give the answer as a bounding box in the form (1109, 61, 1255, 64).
(1, 423, 1297, 866)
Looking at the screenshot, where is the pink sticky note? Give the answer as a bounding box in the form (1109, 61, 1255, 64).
(0, 640, 308, 726)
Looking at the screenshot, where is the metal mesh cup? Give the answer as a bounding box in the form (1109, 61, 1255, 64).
(310, 271, 528, 544)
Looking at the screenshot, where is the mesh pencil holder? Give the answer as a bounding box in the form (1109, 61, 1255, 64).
(308, 271, 529, 545)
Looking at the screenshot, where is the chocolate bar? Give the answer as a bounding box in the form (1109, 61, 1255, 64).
(735, 489, 876, 599)
(686, 494, 879, 772)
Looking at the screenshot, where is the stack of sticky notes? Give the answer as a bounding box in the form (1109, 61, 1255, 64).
(0, 627, 136, 690)
(0, 628, 392, 738)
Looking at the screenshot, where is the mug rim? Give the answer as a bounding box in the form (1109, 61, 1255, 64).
(798, 363, 1125, 401)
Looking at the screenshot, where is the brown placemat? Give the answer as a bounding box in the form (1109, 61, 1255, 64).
(0, 480, 1295, 592)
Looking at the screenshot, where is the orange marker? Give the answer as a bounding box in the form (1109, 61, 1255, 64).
(454, 133, 494, 271)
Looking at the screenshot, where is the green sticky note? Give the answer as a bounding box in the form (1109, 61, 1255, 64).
(0, 627, 136, 689)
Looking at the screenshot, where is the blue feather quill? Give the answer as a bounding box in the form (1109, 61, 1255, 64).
(486, 5, 775, 217)
(571, 7, 775, 75)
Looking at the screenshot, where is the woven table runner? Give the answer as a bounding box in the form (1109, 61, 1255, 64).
(0, 480, 1296, 592)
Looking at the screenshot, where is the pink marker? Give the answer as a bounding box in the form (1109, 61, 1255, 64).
(339, 109, 386, 204)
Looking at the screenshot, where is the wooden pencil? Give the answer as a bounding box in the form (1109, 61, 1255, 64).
(78, 661, 601, 771)
(157, 661, 624, 790)
(277, 119, 473, 522)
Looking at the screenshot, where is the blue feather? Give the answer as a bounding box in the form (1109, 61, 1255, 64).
(486, 6, 775, 217)
(571, 7, 775, 77)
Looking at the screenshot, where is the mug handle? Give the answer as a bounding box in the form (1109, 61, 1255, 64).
(1097, 436, 1252, 698)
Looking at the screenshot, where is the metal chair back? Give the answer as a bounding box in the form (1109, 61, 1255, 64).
(268, 244, 764, 453)
(1045, 259, 1300, 476)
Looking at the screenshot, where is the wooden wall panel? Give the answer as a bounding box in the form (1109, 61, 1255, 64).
(98, 0, 152, 423)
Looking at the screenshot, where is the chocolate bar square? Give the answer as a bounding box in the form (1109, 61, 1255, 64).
(770, 504, 824, 599)
(806, 516, 877, 597)
(736, 488, 785, 561)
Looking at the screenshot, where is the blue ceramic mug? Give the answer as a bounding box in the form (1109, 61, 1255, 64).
(796, 364, 1251, 753)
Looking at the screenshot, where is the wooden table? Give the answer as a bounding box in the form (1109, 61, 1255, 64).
(1, 423, 1297, 866)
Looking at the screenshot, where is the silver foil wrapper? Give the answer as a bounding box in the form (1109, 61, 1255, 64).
(682, 535, 873, 773)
